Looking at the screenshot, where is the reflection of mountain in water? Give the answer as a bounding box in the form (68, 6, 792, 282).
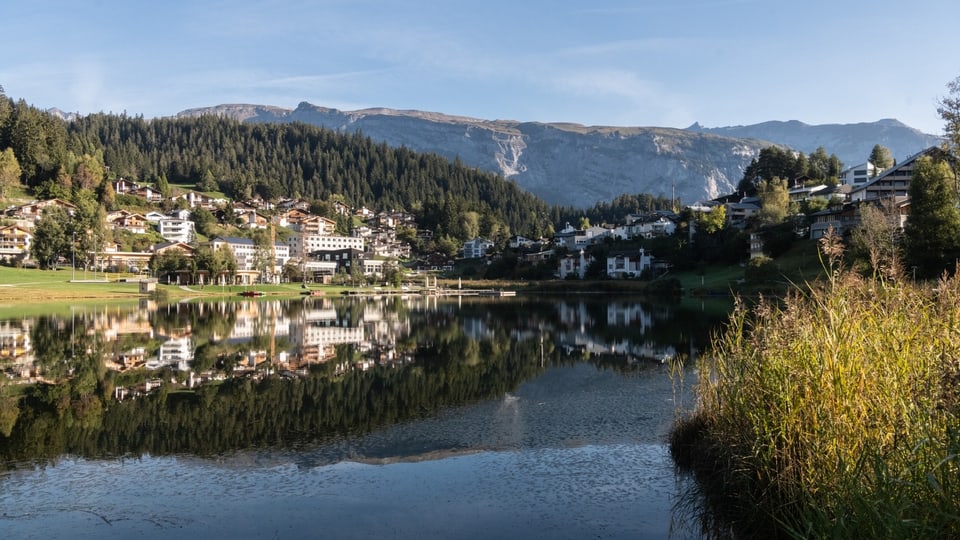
(0, 296, 727, 465)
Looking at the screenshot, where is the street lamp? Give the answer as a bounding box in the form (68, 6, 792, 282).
(71, 231, 76, 281)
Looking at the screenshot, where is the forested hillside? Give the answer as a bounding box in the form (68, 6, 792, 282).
(66, 114, 554, 238)
(0, 87, 555, 240)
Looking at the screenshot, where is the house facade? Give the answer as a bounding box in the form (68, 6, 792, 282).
(839, 162, 882, 186)
(850, 146, 947, 203)
(107, 210, 148, 234)
(557, 250, 592, 279)
(286, 232, 364, 259)
(606, 249, 652, 278)
(158, 218, 196, 244)
(305, 248, 367, 278)
(209, 237, 291, 284)
(0, 225, 31, 262)
(462, 237, 494, 259)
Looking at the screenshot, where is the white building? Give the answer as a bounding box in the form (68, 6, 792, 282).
(606, 249, 652, 279)
(558, 250, 592, 279)
(849, 147, 945, 203)
(286, 232, 364, 258)
(157, 218, 196, 244)
(210, 237, 291, 283)
(839, 162, 882, 186)
(462, 237, 494, 259)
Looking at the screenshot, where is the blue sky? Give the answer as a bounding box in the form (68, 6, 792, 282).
(2, 0, 958, 134)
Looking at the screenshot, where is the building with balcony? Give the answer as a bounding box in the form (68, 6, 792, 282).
(158, 218, 196, 244)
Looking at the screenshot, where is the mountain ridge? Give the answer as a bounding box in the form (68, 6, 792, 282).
(176, 102, 941, 207)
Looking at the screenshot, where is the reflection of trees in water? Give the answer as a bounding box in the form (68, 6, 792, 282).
(1, 311, 546, 465)
(0, 296, 729, 466)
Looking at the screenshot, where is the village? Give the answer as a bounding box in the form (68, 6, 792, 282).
(0, 145, 941, 287)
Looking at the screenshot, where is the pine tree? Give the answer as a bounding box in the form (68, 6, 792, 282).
(904, 155, 960, 278)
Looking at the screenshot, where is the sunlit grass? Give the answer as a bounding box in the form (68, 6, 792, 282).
(672, 268, 960, 537)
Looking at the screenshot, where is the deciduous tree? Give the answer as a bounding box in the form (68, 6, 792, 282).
(0, 147, 21, 199)
(756, 177, 789, 226)
(850, 198, 903, 280)
(938, 76, 960, 157)
(30, 205, 71, 269)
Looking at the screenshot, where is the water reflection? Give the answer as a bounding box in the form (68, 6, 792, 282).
(0, 295, 726, 464)
(0, 295, 730, 538)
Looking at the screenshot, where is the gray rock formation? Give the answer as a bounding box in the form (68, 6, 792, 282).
(178, 103, 937, 208)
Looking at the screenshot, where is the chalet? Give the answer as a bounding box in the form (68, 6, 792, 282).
(106, 210, 148, 234)
(144, 211, 167, 223)
(332, 201, 351, 216)
(240, 197, 274, 211)
(0, 225, 31, 262)
(5, 198, 77, 223)
(112, 178, 141, 195)
(298, 215, 337, 236)
(391, 211, 417, 227)
(277, 198, 311, 211)
(553, 223, 612, 250)
(371, 212, 396, 229)
(235, 209, 269, 229)
(129, 185, 164, 203)
(522, 249, 555, 263)
(615, 214, 677, 240)
(368, 239, 411, 259)
(278, 208, 312, 228)
(177, 191, 220, 210)
(509, 235, 537, 249)
(168, 208, 192, 220)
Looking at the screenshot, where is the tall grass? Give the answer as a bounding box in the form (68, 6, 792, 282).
(671, 264, 960, 537)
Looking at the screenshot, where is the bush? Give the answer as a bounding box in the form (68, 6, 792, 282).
(744, 255, 777, 283)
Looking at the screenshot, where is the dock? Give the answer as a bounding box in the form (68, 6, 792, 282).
(421, 288, 516, 297)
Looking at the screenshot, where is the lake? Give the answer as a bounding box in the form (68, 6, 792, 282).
(0, 294, 729, 539)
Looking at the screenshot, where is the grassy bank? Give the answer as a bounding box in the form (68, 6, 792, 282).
(0, 266, 338, 311)
(671, 268, 960, 537)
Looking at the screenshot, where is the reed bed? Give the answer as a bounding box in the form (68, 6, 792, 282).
(671, 267, 960, 538)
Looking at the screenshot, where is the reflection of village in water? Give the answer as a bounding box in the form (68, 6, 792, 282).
(0, 296, 680, 399)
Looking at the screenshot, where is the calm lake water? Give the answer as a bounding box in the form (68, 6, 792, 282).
(0, 294, 730, 539)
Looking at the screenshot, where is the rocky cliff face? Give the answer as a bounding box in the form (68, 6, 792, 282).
(178, 103, 936, 208)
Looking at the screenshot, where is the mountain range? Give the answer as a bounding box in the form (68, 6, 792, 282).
(176, 102, 943, 208)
